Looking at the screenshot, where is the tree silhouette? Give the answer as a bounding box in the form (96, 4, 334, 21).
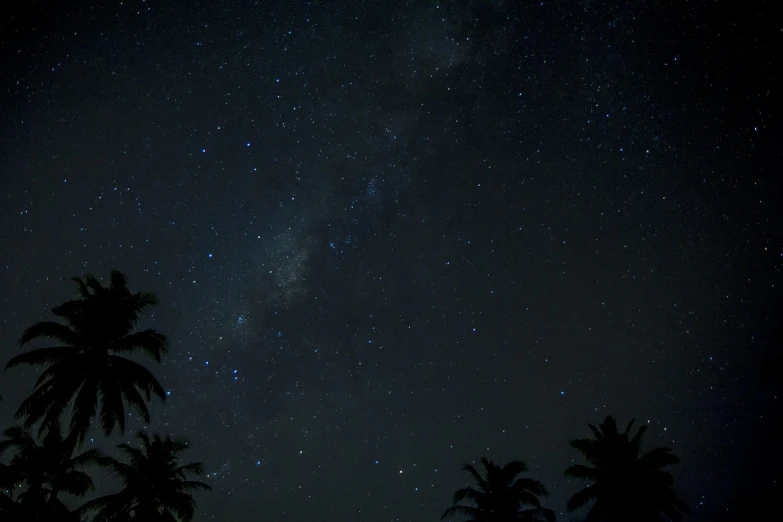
(80, 432, 210, 522)
(0, 424, 100, 521)
(6, 270, 167, 447)
(565, 416, 690, 522)
(0, 459, 17, 515)
(442, 457, 555, 522)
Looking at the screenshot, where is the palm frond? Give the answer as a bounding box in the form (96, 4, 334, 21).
(519, 506, 556, 522)
(69, 379, 99, 446)
(53, 470, 94, 496)
(17, 322, 80, 347)
(479, 456, 496, 476)
(135, 431, 152, 449)
(109, 270, 128, 292)
(116, 442, 146, 468)
(119, 383, 152, 424)
(72, 276, 92, 298)
(33, 357, 80, 387)
(637, 447, 680, 469)
(442, 504, 480, 520)
(76, 492, 132, 522)
(173, 462, 204, 477)
(587, 423, 603, 441)
(98, 458, 136, 486)
(163, 492, 198, 521)
(69, 448, 106, 470)
(511, 477, 549, 497)
(16, 375, 82, 434)
(51, 298, 84, 320)
(111, 329, 168, 361)
(109, 357, 166, 401)
(501, 459, 529, 479)
(132, 291, 159, 312)
(515, 491, 543, 509)
(568, 438, 598, 460)
(462, 463, 488, 491)
(82, 274, 104, 294)
(598, 416, 618, 436)
(177, 480, 212, 493)
(564, 464, 602, 481)
(98, 384, 126, 436)
(0, 425, 32, 443)
(452, 486, 483, 506)
(6, 345, 74, 369)
(567, 484, 600, 512)
(630, 424, 649, 449)
(167, 437, 191, 454)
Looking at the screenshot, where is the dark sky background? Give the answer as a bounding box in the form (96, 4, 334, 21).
(1, 1, 781, 521)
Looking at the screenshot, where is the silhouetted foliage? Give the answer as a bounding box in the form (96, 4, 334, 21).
(442, 457, 555, 522)
(0, 459, 17, 514)
(6, 270, 167, 447)
(0, 424, 100, 521)
(565, 416, 690, 522)
(79, 431, 211, 522)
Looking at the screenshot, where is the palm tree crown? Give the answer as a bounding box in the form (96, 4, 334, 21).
(0, 424, 101, 521)
(565, 416, 690, 522)
(442, 457, 555, 522)
(6, 270, 167, 446)
(80, 432, 210, 522)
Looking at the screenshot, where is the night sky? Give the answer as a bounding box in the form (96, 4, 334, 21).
(1, 1, 781, 521)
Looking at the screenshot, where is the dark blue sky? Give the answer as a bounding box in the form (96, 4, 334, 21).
(1, 1, 781, 521)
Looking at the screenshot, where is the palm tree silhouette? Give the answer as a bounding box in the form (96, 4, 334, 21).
(0, 425, 100, 521)
(0, 459, 17, 515)
(6, 270, 167, 446)
(80, 432, 211, 522)
(442, 457, 555, 522)
(565, 416, 690, 522)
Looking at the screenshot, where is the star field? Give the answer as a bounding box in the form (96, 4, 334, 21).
(1, 1, 781, 521)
